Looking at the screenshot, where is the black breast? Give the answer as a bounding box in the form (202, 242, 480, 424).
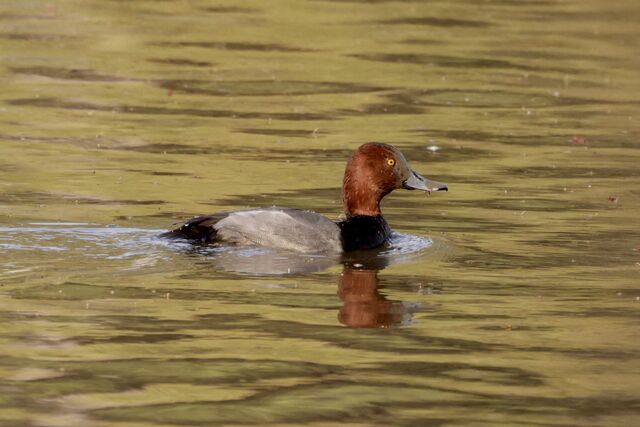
(337, 215, 391, 252)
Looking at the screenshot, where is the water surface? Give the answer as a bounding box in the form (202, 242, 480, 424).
(1, 0, 639, 426)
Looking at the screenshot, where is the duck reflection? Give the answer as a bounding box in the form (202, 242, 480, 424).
(184, 241, 429, 328)
(338, 266, 418, 328)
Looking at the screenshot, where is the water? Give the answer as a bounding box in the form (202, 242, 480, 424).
(1, 0, 639, 425)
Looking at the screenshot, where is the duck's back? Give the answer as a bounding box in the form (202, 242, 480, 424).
(164, 207, 342, 253)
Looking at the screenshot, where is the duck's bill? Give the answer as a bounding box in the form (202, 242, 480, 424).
(403, 170, 448, 193)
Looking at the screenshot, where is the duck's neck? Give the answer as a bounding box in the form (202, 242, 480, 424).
(342, 176, 386, 217)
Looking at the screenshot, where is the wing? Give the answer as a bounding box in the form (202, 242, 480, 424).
(215, 208, 342, 253)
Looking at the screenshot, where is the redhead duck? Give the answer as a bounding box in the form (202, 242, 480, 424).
(163, 143, 447, 252)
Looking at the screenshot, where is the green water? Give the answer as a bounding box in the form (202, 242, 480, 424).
(1, 0, 639, 426)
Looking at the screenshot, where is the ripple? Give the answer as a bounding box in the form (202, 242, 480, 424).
(386, 232, 434, 254)
(154, 79, 385, 97)
(146, 57, 213, 67)
(7, 97, 332, 121)
(0, 243, 66, 252)
(375, 17, 491, 28)
(0, 224, 169, 270)
(153, 41, 313, 53)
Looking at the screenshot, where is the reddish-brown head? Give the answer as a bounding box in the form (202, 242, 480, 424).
(342, 143, 447, 217)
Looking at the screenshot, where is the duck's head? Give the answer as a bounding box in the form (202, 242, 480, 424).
(342, 142, 448, 217)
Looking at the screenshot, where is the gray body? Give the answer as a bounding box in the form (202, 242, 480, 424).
(208, 208, 342, 253)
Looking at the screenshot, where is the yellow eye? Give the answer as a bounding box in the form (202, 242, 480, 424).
(387, 158, 395, 166)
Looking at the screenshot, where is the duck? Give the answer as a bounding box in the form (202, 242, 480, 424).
(162, 142, 447, 253)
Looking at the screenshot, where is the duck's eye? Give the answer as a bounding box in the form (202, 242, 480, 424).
(387, 158, 396, 166)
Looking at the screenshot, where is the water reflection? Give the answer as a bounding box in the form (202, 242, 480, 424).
(338, 266, 418, 328)
(196, 244, 427, 327)
(199, 246, 422, 327)
(196, 234, 437, 328)
(201, 245, 339, 275)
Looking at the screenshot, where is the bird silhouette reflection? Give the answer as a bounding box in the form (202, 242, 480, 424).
(338, 266, 418, 328)
(184, 242, 426, 328)
(338, 250, 419, 328)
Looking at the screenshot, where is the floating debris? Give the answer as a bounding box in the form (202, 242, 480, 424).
(571, 136, 586, 145)
(426, 145, 440, 153)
